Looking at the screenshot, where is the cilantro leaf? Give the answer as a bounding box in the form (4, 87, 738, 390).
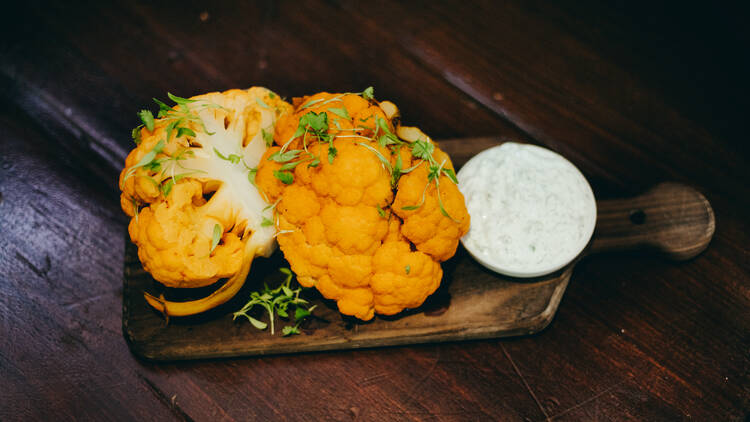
(167, 92, 196, 105)
(138, 110, 155, 132)
(376, 117, 391, 135)
(153, 98, 174, 117)
(262, 128, 274, 147)
(269, 149, 301, 163)
(428, 164, 441, 182)
(210, 224, 222, 253)
(361, 86, 374, 101)
(274, 170, 294, 184)
(328, 146, 337, 164)
(247, 316, 268, 330)
(294, 307, 311, 321)
(376, 205, 386, 218)
(392, 152, 403, 186)
(121, 139, 166, 184)
(300, 97, 325, 109)
(165, 119, 179, 141)
(442, 168, 458, 184)
(161, 177, 176, 196)
(280, 161, 301, 171)
(327, 107, 350, 119)
(177, 127, 196, 138)
(233, 267, 316, 336)
(299, 111, 329, 134)
(411, 140, 434, 160)
(401, 183, 429, 211)
(131, 126, 143, 145)
(282, 326, 300, 336)
(213, 147, 242, 164)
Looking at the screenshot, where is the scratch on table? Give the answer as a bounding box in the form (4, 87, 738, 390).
(402, 348, 441, 408)
(137, 373, 198, 422)
(184, 376, 238, 422)
(62, 293, 110, 310)
(502, 345, 551, 421)
(359, 372, 389, 387)
(547, 381, 626, 421)
(14, 251, 51, 282)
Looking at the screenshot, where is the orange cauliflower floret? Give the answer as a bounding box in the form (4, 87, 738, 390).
(129, 179, 245, 287)
(393, 162, 470, 262)
(119, 87, 293, 316)
(256, 90, 469, 320)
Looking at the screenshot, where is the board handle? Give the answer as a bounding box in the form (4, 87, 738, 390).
(590, 182, 715, 260)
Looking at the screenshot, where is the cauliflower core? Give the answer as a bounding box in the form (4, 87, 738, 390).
(119, 88, 292, 316)
(256, 92, 470, 320)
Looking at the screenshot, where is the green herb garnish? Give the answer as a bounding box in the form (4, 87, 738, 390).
(261, 128, 274, 147)
(327, 107, 350, 119)
(274, 170, 294, 184)
(400, 140, 459, 220)
(233, 267, 317, 335)
(361, 86, 374, 101)
(269, 149, 302, 163)
(121, 139, 166, 184)
(138, 110, 155, 132)
(210, 224, 222, 253)
(213, 147, 242, 164)
(247, 167, 258, 186)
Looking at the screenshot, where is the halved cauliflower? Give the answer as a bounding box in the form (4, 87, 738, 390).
(256, 90, 469, 320)
(119, 88, 292, 316)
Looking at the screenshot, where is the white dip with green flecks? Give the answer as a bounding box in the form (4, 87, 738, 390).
(457, 142, 596, 278)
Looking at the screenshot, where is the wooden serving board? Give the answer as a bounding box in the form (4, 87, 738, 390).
(123, 138, 715, 361)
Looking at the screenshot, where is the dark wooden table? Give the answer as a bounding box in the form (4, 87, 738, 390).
(1, 1, 748, 420)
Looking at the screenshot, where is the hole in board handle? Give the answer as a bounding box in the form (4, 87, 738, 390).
(629, 209, 646, 225)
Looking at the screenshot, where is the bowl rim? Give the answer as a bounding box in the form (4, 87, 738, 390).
(457, 142, 597, 278)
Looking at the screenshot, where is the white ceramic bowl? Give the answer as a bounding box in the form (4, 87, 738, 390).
(457, 143, 597, 278)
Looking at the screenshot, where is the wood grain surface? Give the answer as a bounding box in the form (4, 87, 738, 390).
(1, 1, 748, 421)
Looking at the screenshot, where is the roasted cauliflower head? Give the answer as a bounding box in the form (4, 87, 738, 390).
(256, 90, 470, 320)
(119, 88, 292, 316)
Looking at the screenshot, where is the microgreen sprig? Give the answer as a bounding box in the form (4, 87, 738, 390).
(298, 86, 374, 111)
(210, 223, 222, 253)
(265, 86, 460, 223)
(399, 139, 460, 220)
(374, 117, 402, 148)
(271, 110, 336, 184)
(233, 268, 317, 336)
(213, 147, 242, 164)
(124, 93, 224, 190)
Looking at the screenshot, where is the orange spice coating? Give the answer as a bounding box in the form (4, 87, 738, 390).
(256, 92, 469, 320)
